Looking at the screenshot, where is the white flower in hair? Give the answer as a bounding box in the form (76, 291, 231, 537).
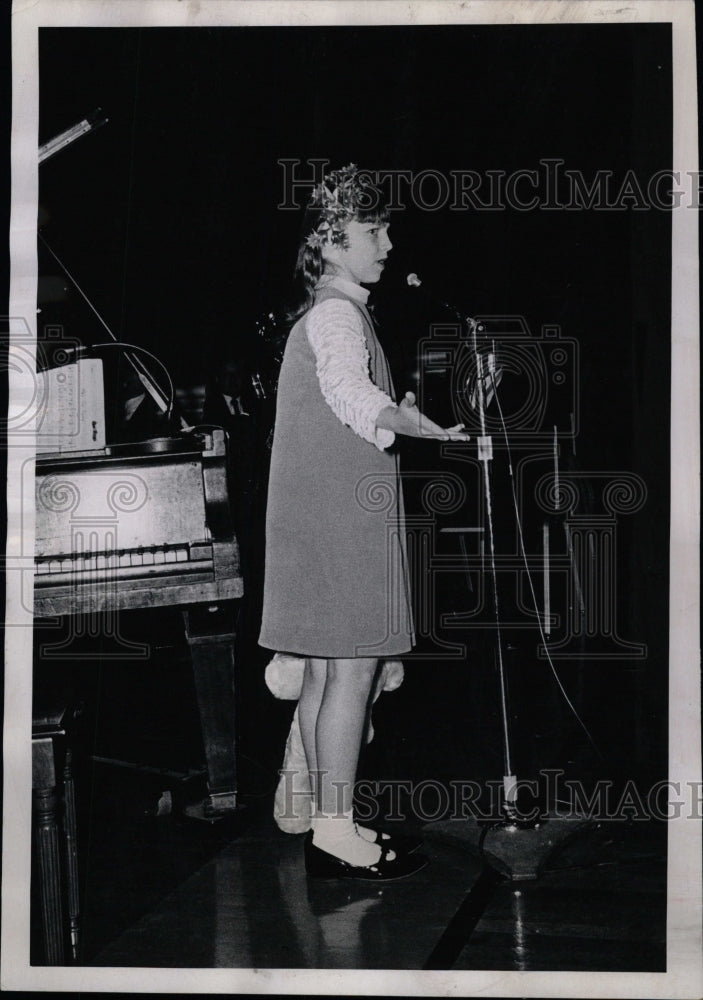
(308, 163, 366, 249)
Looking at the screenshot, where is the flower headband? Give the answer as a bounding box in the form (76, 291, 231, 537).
(305, 163, 371, 250)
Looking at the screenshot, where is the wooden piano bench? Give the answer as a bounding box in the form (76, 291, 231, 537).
(32, 698, 83, 966)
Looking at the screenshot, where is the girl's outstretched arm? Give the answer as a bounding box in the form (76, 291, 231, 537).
(376, 390, 470, 441)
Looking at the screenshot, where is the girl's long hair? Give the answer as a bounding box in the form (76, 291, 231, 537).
(285, 179, 390, 325)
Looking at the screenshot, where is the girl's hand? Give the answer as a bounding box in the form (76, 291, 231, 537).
(377, 392, 471, 441)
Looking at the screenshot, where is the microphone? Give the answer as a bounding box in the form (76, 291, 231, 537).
(406, 273, 467, 323)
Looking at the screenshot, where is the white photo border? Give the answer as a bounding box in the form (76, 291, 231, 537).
(3, 1, 700, 995)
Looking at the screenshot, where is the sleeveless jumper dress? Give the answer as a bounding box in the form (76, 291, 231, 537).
(259, 285, 415, 658)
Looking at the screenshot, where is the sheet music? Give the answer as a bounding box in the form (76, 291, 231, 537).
(35, 358, 105, 454)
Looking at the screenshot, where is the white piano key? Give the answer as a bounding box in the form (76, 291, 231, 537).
(154, 549, 165, 564)
(130, 551, 144, 566)
(119, 552, 131, 568)
(165, 549, 177, 563)
(36, 561, 49, 575)
(96, 554, 107, 570)
(48, 560, 61, 575)
(142, 550, 155, 566)
(176, 548, 188, 562)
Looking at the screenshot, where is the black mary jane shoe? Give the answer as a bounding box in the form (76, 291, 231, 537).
(367, 829, 424, 855)
(304, 836, 429, 882)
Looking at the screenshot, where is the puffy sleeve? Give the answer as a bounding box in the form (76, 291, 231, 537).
(306, 298, 396, 450)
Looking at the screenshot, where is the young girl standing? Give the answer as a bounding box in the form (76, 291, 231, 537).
(259, 165, 469, 880)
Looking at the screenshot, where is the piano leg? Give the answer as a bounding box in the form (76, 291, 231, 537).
(183, 602, 240, 817)
(32, 738, 65, 965)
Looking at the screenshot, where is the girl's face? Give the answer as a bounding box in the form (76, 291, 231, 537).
(323, 219, 392, 285)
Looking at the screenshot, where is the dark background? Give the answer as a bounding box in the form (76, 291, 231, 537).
(37, 24, 672, 438)
(33, 24, 672, 821)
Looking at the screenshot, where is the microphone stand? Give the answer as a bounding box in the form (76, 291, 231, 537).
(408, 275, 597, 885)
(468, 316, 519, 824)
(409, 274, 519, 811)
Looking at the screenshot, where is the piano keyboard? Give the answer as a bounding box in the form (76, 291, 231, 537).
(35, 543, 213, 581)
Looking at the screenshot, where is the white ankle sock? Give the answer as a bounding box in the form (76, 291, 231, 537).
(311, 817, 389, 845)
(312, 814, 388, 867)
(311, 815, 389, 845)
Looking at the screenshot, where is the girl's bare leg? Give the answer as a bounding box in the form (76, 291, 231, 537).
(298, 658, 327, 784)
(299, 656, 384, 865)
(315, 657, 377, 818)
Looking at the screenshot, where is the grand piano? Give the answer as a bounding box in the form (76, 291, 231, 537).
(32, 115, 246, 963)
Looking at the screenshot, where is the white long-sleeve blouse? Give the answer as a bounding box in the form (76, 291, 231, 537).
(306, 296, 396, 451)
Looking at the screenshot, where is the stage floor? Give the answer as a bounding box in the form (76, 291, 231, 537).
(69, 771, 666, 972)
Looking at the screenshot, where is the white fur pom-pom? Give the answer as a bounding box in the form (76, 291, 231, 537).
(264, 652, 306, 700)
(265, 653, 405, 701)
